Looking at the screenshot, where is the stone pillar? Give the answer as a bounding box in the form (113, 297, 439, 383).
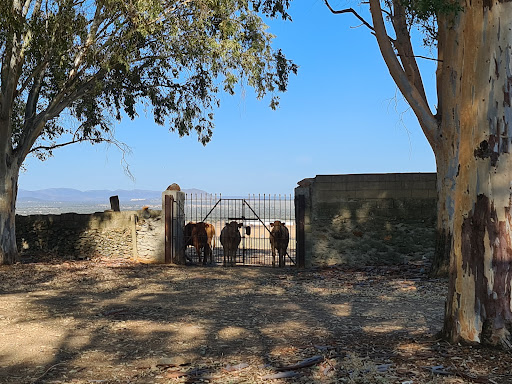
(109, 195, 120, 211)
(295, 179, 314, 268)
(162, 189, 186, 264)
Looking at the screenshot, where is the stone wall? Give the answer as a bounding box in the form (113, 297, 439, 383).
(15, 191, 184, 264)
(16, 176, 437, 267)
(295, 173, 437, 268)
(135, 210, 165, 263)
(16, 211, 138, 261)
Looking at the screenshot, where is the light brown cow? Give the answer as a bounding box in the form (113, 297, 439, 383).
(205, 223, 216, 261)
(270, 220, 289, 267)
(184, 222, 214, 265)
(220, 221, 242, 267)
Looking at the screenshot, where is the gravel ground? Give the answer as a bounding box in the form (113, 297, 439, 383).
(0, 258, 510, 383)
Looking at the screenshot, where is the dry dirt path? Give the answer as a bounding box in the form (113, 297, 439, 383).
(0, 259, 510, 383)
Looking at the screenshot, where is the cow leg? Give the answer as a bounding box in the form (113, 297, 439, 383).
(279, 250, 284, 268)
(229, 251, 235, 267)
(204, 244, 211, 265)
(271, 247, 276, 267)
(223, 247, 227, 267)
(201, 246, 205, 265)
(195, 246, 200, 264)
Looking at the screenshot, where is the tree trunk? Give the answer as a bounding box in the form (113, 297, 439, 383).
(0, 157, 19, 265)
(437, 0, 512, 347)
(430, 154, 457, 277)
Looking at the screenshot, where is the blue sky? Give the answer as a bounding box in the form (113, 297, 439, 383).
(19, 0, 437, 196)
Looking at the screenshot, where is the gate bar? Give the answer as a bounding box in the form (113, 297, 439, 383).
(242, 199, 296, 266)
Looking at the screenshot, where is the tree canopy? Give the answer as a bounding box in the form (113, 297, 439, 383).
(0, 0, 296, 265)
(0, 0, 297, 163)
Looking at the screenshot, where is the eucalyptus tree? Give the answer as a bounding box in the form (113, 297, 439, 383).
(326, 0, 512, 347)
(0, 0, 296, 265)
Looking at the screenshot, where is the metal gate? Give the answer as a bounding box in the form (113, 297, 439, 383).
(184, 194, 296, 266)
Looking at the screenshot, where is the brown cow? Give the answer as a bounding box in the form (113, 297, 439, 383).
(184, 222, 214, 265)
(205, 223, 216, 260)
(220, 221, 242, 267)
(270, 220, 289, 267)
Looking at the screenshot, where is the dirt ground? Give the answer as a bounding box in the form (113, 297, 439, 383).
(1, 258, 511, 384)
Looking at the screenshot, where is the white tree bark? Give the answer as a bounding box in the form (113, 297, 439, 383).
(438, 0, 512, 346)
(366, 0, 512, 346)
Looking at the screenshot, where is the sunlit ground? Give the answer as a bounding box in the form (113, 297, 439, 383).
(1, 260, 504, 383)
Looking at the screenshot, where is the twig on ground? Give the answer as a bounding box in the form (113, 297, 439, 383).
(31, 363, 66, 384)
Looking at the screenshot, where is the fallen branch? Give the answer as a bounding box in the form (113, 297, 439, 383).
(224, 363, 249, 372)
(31, 363, 66, 384)
(275, 355, 324, 371)
(262, 371, 301, 380)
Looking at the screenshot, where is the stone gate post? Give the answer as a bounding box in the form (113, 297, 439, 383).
(162, 188, 186, 264)
(295, 179, 313, 268)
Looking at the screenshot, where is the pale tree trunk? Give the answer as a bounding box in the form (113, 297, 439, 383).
(430, 151, 457, 277)
(0, 124, 20, 265)
(367, 0, 512, 345)
(0, 166, 19, 265)
(437, 0, 512, 347)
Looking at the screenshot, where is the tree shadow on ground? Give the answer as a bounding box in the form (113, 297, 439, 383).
(0, 261, 508, 383)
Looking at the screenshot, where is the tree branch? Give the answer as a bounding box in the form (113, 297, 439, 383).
(69, 4, 104, 80)
(0, 1, 25, 154)
(24, 62, 48, 122)
(368, 0, 437, 145)
(400, 54, 441, 62)
(30, 135, 134, 180)
(16, 60, 47, 97)
(15, 69, 106, 162)
(30, 136, 116, 153)
(16, 0, 42, 87)
(390, 0, 428, 104)
(324, 0, 375, 33)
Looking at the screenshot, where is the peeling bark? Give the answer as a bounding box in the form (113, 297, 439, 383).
(445, 195, 512, 347)
(431, 227, 451, 276)
(363, 0, 512, 347)
(438, 0, 512, 347)
(430, 150, 458, 277)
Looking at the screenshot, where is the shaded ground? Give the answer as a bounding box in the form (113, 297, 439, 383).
(0, 259, 510, 383)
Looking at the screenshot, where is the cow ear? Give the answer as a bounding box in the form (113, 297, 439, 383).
(270, 223, 274, 227)
(238, 223, 243, 228)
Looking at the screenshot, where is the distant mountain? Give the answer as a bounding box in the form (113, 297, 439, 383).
(17, 188, 208, 203)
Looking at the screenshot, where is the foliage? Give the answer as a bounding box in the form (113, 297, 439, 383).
(398, 0, 462, 45)
(0, 0, 297, 163)
(402, 0, 461, 21)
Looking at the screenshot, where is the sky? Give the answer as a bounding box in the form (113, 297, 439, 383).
(18, 0, 438, 196)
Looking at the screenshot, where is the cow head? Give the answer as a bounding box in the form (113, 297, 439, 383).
(225, 221, 243, 229)
(270, 220, 286, 228)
